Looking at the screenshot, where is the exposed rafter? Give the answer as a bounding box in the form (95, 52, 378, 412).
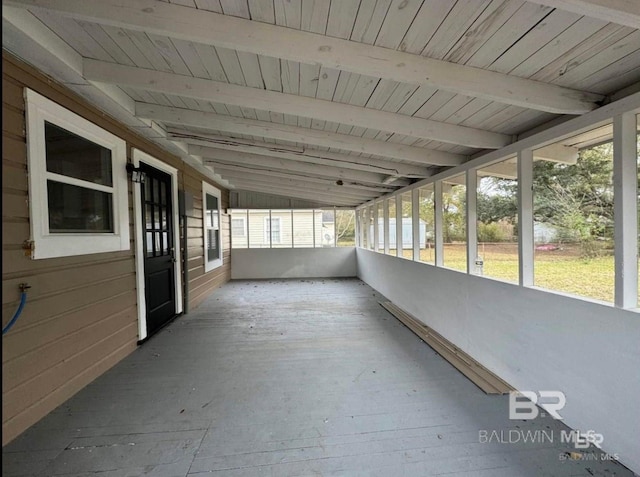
(228, 181, 360, 206)
(136, 104, 465, 166)
(217, 174, 379, 201)
(84, 60, 507, 149)
(7, 0, 604, 114)
(206, 163, 395, 194)
(528, 0, 640, 29)
(193, 145, 411, 187)
(168, 129, 432, 178)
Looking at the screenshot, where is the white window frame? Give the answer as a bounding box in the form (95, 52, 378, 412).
(25, 89, 129, 259)
(231, 216, 247, 238)
(203, 181, 223, 272)
(264, 216, 282, 245)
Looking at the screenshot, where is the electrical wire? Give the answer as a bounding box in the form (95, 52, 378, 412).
(2, 291, 27, 336)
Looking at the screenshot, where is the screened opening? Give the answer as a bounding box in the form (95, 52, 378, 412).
(476, 157, 518, 283)
(533, 124, 614, 302)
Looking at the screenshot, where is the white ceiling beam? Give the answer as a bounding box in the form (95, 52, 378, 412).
(167, 129, 432, 178)
(136, 103, 464, 166)
(1, 6, 231, 189)
(214, 174, 378, 202)
(8, 0, 604, 114)
(528, 0, 640, 29)
(228, 181, 359, 206)
(206, 163, 395, 194)
(84, 60, 507, 149)
(212, 170, 380, 200)
(193, 145, 411, 186)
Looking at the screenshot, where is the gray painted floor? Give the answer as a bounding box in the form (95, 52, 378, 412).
(3, 278, 634, 477)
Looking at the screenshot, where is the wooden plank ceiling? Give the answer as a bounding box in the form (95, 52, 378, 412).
(3, 0, 640, 206)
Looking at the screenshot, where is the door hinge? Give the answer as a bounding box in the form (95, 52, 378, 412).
(22, 240, 35, 258)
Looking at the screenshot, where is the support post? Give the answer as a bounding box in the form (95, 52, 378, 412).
(412, 188, 420, 261)
(384, 199, 390, 255)
(373, 201, 379, 252)
(614, 112, 638, 308)
(518, 149, 534, 286)
(396, 195, 402, 257)
(467, 169, 478, 274)
(434, 181, 444, 267)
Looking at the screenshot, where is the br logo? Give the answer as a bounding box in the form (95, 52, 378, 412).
(509, 391, 566, 420)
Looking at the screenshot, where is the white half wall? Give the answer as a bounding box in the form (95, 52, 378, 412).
(231, 248, 357, 279)
(357, 248, 640, 473)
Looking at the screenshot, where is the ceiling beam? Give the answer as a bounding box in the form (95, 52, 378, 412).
(214, 172, 378, 201)
(85, 60, 508, 149)
(206, 163, 395, 194)
(136, 103, 465, 166)
(168, 129, 432, 178)
(528, 0, 640, 29)
(228, 181, 359, 206)
(192, 145, 411, 187)
(9, 0, 603, 114)
(212, 171, 380, 200)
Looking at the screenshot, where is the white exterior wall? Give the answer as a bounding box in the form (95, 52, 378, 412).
(356, 248, 640, 473)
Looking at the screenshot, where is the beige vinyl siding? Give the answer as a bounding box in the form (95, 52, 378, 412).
(1, 52, 230, 445)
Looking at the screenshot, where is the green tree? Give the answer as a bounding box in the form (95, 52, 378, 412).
(533, 143, 614, 258)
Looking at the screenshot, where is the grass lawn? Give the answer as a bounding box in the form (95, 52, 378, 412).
(387, 243, 618, 304)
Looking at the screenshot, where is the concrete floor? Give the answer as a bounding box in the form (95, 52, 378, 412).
(3, 278, 633, 476)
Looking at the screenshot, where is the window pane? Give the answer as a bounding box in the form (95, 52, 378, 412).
(401, 192, 413, 259)
(230, 210, 248, 249)
(387, 198, 396, 255)
(442, 175, 466, 272)
(293, 209, 314, 248)
(367, 205, 375, 250)
(418, 185, 435, 264)
(248, 210, 268, 248)
(45, 122, 112, 186)
(376, 202, 384, 252)
(47, 180, 113, 233)
(336, 210, 355, 246)
(317, 209, 335, 248)
(533, 125, 614, 302)
(207, 228, 219, 261)
(361, 208, 368, 249)
(270, 210, 289, 247)
(476, 158, 518, 283)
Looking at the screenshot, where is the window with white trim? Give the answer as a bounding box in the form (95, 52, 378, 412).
(231, 217, 246, 238)
(25, 89, 129, 259)
(265, 217, 281, 244)
(203, 182, 223, 272)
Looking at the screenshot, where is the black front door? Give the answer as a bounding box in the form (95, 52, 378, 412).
(141, 163, 176, 336)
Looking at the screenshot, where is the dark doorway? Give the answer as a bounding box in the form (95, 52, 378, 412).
(140, 163, 176, 336)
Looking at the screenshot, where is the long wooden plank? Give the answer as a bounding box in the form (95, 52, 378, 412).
(528, 0, 640, 29)
(7, 0, 605, 114)
(83, 59, 508, 149)
(168, 130, 434, 177)
(136, 103, 467, 166)
(380, 301, 514, 395)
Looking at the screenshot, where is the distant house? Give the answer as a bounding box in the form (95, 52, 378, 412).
(232, 210, 326, 248)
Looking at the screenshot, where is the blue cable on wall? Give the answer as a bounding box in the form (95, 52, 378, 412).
(2, 284, 30, 336)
